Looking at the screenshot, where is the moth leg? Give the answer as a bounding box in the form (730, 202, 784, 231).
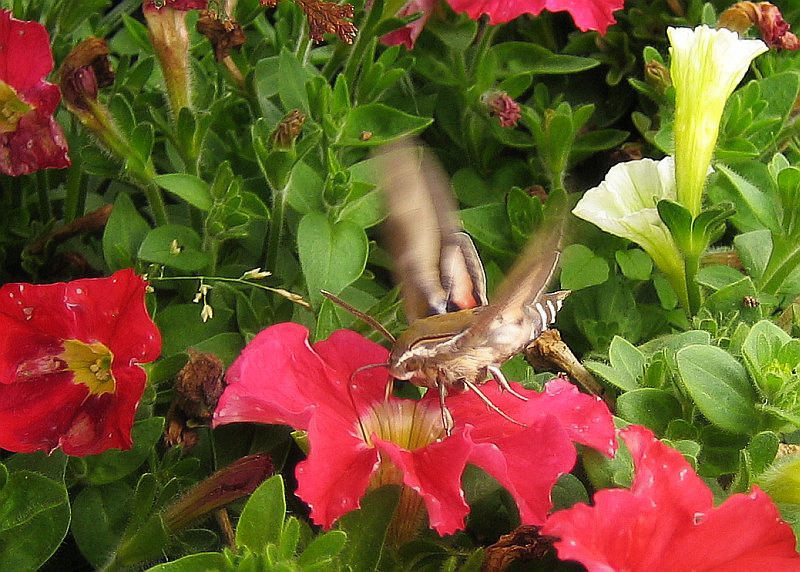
(384, 378, 394, 402)
(437, 381, 454, 436)
(488, 365, 528, 402)
(463, 378, 526, 427)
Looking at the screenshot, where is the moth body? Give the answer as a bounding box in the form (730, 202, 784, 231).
(389, 291, 569, 393)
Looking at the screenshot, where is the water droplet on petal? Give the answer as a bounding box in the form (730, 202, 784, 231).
(22, 307, 33, 320)
(693, 512, 705, 525)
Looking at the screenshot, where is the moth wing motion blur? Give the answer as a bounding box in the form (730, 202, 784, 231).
(329, 139, 570, 434)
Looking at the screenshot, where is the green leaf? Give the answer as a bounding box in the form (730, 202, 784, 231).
(616, 388, 682, 434)
(0, 471, 69, 570)
(335, 104, 432, 147)
(584, 360, 637, 391)
(83, 417, 166, 485)
(103, 193, 150, 271)
(236, 475, 286, 553)
(153, 174, 213, 211)
(298, 530, 347, 567)
(615, 249, 652, 281)
(278, 49, 311, 112)
(560, 244, 609, 290)
(491, 42, 599, 76)
(144, 553, 231, 571)
(608, 335, 646, 387)
(734, 229, 772, 282)
(676, 344, 760, 434)
(71, 482, 132, 568)
(702, 276, 762, 323)
(461, 203, 514, 257)
(338, 486, 400, 572)
(155, 303, 234, 356)
(657, 199, 693, 251)
(297, 213, 368, 308)
(138, 225, 210, 271)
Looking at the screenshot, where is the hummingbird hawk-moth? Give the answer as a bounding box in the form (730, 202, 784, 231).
(326, 141, 569, 434)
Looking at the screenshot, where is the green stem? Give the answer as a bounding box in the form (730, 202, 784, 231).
(84, 100, 169, 226)
(63, 160, 85, 223)
(684, 249, 702, 316)
(35, 171, 51, 221)
(264, 182, 288, 272)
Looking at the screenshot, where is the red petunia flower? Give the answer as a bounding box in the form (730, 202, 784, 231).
(0, 269, 161, 456)
(142, 0, 207, 12)
(447, 0, 624, 34)
(213, 323, 616, 535)
(0, 10, 70, 176)
(381, 0, 438, 50)
(542, 425, 800, 571)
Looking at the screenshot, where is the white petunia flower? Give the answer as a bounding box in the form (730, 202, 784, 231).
(573, 156, 687, 306)
(669, 25, 767, 217)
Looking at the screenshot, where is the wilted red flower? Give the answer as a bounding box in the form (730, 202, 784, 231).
(0, 10, 70, 176)
(719, 2, 799, 50)
(0, 269, 161, 456)
(213, 323, 616, 535)
(381, 0, 438, 50)
(142, 0, 207, 12)
(542, 425, 800, 571)
(447, 0, 624, 34)
(484, 91, 522, 127)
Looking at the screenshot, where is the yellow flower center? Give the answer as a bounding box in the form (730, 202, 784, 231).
(60, 339, 116, 396)
(0, 81, 32, 133)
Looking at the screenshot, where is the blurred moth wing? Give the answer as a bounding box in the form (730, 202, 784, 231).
(376, 142, 487, 321)
(375, 139, 568, 433)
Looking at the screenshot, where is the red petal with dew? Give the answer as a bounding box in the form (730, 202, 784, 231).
(446, 0, 623, 33)
(542, 426, 800, 571)
(0, 364, 144, 455)
(0, 10, 55, 97)
(296, 408, 381, 528)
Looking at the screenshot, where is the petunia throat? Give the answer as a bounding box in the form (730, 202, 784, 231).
(0, 81, 32, 133)
(60, 339, 116, 396)
(358, 398, 447, 545)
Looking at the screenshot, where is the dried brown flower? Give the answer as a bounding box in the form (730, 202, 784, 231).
(58, 37, 115, 112)
(197, 11, 247, 61)
(165, 349, 225, 449)
(271, 108, 306, 148)
(720, 2, 800, 50)
(261, 0, 357, 44)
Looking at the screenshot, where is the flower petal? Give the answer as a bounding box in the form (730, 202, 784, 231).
(381, 0, 438, 49)
(446, 0, 623, 33)
(215, 324, 388, 429)
(374, 426, 474, 535)
(542, 426, 800, 571)
(0, 10, 55, 97)
(296, 408, 380, 528)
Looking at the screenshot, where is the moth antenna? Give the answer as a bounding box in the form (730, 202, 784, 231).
(320, 290, 396, 343)
(462, 379, 526, 427)
(349, 362, 391, 384)
(346, 362, 389, 442)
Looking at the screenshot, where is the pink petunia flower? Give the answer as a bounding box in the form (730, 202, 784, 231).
(381, 0, 438, 50)
(0, 269, 161, 456)
(0, 10, 70, 176)
(447, 0, 624, 34)
(213, 323, 616, 535)
(542, 425, 800, 571)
